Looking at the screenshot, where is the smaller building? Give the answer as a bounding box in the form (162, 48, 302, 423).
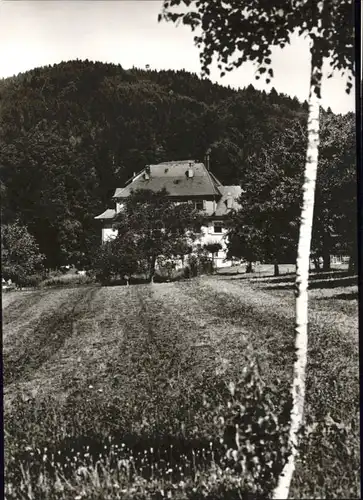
(95, 159, 243, 268)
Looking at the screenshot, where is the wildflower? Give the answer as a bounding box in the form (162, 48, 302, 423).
(77, 466, 88, 478)
(88, 385, 93, 389)
(54, 476, 64, 493)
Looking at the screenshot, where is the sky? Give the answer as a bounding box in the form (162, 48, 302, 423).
(0, 0, 355, 114)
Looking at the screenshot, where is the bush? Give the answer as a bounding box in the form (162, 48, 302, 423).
(185, 253, 214, 278)
(92, 239, 144, 285)
(40, 274, 95, 288)
(2, 220, 45, 286)
(19, 273, 45, 288)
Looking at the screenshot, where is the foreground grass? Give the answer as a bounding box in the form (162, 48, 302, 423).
(3, 271, 359, 498)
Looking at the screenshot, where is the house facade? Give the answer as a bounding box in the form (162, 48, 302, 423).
(95, 159, 242, 268)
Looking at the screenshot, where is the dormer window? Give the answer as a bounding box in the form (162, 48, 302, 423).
(213, 222, 223, 233)
(144, 165, 150, 179)
(186, 168, 194, 178)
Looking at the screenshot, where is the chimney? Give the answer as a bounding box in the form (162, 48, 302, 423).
(205, 151, 210, 170)
(226, 192, 233, 209)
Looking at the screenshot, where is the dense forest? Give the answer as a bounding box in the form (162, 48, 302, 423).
(0, 60, 356, 269)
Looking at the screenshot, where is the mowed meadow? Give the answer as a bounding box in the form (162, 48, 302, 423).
(3, 267, 360, 499)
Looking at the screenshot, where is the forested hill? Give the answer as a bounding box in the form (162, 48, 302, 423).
(0, 60, 352, 268)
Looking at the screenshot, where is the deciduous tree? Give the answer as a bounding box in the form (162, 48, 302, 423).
(160, 1, 355, 497)
(226, 117, 305, 275)
(113, 188, 203, 283)
(1, 220, 45, 286)
(92, 234, 142, 285)
(312, 110, 356, 272)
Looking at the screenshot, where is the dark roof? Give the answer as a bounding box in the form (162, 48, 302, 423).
(113, 160, 223, 199)
(94, 208, 116, 220)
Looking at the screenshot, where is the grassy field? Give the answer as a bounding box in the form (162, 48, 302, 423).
(3, 268, 359, 499)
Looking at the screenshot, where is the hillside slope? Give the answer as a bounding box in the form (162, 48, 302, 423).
(0, 61, 310, 268)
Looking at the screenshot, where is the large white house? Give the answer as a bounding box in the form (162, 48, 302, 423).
(95, 159, 242, 268)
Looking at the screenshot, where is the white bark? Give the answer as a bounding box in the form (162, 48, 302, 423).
(272, 49, 322, 500)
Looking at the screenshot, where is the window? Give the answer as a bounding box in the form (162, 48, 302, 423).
(213, 222, 223, 233)
(195, 200, 205, 211)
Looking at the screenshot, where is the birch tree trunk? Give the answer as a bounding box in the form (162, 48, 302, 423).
(273, 45, 322, 500)
(149, 255, 157, 283)
(274, 262, 280, 277)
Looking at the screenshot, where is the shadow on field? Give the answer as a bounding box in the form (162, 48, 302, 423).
(251, 270, 351, 285)
(267, 274, 358, 291)
(217, 270, 246, 276)
(101, 278, 149, 286)
(316, 291, 358, 301)
(100, 274, 193, 286)
(12, 432, 225, 482)
(251, 273, 295, 283)
(4, 288, 98, 385)
(222, 271, 297, 280)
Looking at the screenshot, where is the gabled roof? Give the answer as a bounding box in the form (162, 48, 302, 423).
(113, 160, 223, 199)
(206, 186, 243, 217)
(94, 208, 116, 220)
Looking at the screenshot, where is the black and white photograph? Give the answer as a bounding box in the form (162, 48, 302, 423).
(1, 0, 360, 498)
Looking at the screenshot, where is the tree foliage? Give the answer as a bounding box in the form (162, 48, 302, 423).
(312, 109, 357, 269)
(102, 188, 203, 282)
(226, 110, 356, 270)
(160, 2, 355, 499)
(92, 235, 142, 285)
(159, 0, 354, 93)
(0, 61, 314, 268)
(1, 220, 45, 286)
(226, 116, 305, 267)
(0, 58, 354, 270)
